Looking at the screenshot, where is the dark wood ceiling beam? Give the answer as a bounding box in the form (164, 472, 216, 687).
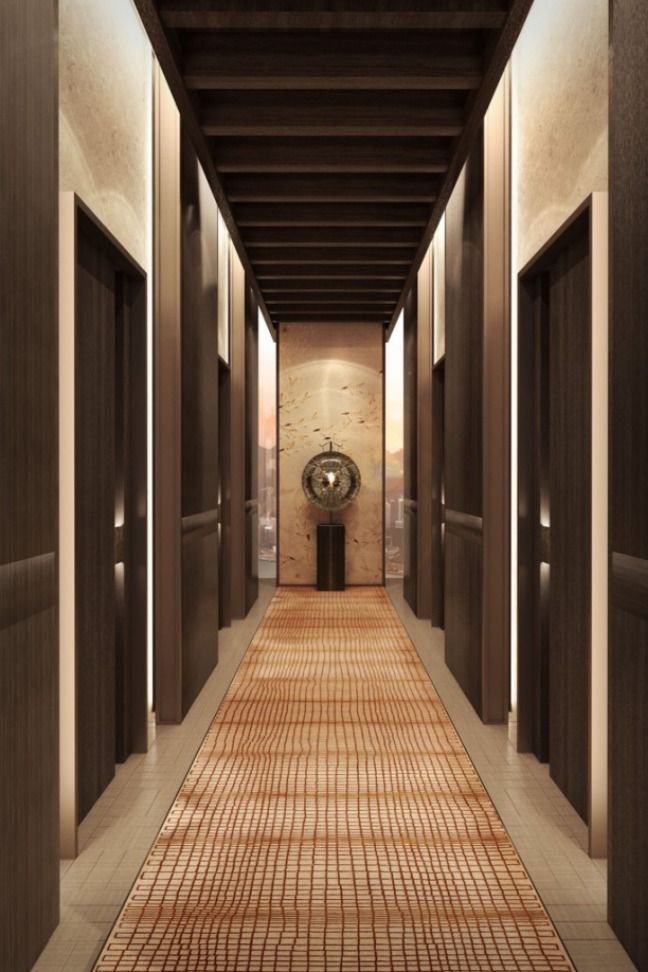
(183, 30, 484, 90)
(201, 91, 465, 137)
(234, 203, 430, 227)
(161, 1, 508, 31)
(387, 0, 535, 332)
(252, 262, 409, 276)
(248, 247, 415, 264)
(269, 303, 394, 319)
(264, 292, 401, 302)
(274, 313, 390, 323)
(212, 137, 450, 173)
(225, 174, 439, 204)
(239, 226, 423, 247)
(262, 284, 403, 295)
(266, 297, 399, 306)
(201, 91, 466, 138)
(131, 0, 273, 329)
(257, 272, 407, 281)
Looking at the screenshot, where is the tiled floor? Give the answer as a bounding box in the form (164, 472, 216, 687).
(32, 580, 635, 972)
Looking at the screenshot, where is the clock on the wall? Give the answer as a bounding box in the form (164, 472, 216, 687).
(301, 443, 361, 513)
(301, 442, 361, 591)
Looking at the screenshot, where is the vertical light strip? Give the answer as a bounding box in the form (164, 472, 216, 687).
(510, 56, 519, 713)
(59, 192, 78, 858)
(589, 191, 608, 858)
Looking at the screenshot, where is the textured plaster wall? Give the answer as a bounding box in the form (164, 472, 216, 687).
(513, 0, 608, 269)
(60, 0, 151, 268)
(278, 324, 384, 586)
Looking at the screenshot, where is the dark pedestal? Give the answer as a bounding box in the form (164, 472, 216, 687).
(317, 523, 345, 591)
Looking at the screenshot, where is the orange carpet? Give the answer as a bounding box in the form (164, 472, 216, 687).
(95, 587, 573, 971)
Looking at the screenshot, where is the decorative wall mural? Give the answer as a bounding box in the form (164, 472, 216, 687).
(302, 445, 361, 512)
(278, 323, 384, 586)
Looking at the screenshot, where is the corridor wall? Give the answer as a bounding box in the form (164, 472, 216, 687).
(442, 74, 510, 726)
(278, 324, 384, 586)
(0, 2, 58, 968)
(609, 1, 648, 965)
(59, 0, 152, 270)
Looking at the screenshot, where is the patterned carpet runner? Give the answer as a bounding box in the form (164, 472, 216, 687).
(95, 587, 573, 971)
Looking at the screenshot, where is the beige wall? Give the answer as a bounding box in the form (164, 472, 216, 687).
(59, 0, 152, 268)
(513, 0, 608, 269)
(278, 323, 384, 586)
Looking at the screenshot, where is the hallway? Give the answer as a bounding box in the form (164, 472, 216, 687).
(4, 3, 648, 971)
(93, 588, 571, 972)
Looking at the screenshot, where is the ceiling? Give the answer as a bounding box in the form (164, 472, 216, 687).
(137, 1, 533, 329)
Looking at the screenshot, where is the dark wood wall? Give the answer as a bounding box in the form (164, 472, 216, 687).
(180, 130, 220, 716)
(403, 285, 418, 612)
(609, 2, 648, 964)
(444, 130, 485, 717)
(0, 0, 59, 967)
(244, 283, 259, 614)
(517, 209, 591, 823)
(74, 207, 149, 821)
(76, 226, 117, 820)
(548, 226, 590, 821)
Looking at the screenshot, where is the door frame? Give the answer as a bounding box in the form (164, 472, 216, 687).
(517, 193, 608, 857)
(59, 192, 148, 858)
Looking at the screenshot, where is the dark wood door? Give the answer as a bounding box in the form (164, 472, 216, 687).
(75, 210, 148, 820)
(431, 360, 445, 629)
(245, 284, 259, 613)
(218, 362, 232, 629)
(403, 286, 418, 612)
(76, 225, 117, 820)
(517, 206, 591, 822)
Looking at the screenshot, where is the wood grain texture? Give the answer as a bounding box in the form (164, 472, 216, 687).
(75, 227, 117, 820)
(141, 1, 530, 329)
(229, 249, 248, 619)
(444, 528, 483, 716)
(245, 283, 259, 614)
(517, 210, 591, 821)
(444, 130, 483, 520)
(431, 361, 445, 629)
(0, 2, 58, 961)
(609, 1, 648, 963)
(180, 129, 219, 715)
(403, 284, 418, 613)
(218, 363, 232, 629)
(548, 227, 590, 822)
(443, 132, 485, 718)
(153, 66, 183, 724)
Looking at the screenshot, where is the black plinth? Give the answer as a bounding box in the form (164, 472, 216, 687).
(317, 523, 345, 591)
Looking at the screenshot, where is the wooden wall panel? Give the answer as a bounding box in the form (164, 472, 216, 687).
(403, 284, 418, 612)
(609, 1, 648, 963)
(444, 131, 484, 522)
(180, 130, 219, 716)
(0, 0, 59, 966)
(548, 229, 591, 822)
(403, 250, 434, 620)
(244, 284, 259, 614)
(153, 65, 183, 723)
(444, 130, 485, 715)
(445, 529, 483, 713)
(230, 248, 248, 619)
(75, 229, 117, 820)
